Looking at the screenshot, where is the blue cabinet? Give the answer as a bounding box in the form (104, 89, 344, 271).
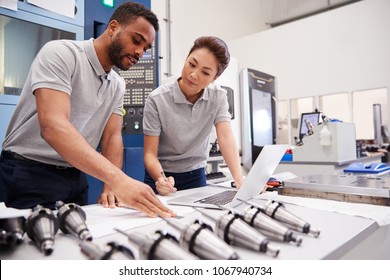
(0, 95, 19, 144)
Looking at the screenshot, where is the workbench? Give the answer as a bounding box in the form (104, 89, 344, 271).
(1, 184, 389, 260)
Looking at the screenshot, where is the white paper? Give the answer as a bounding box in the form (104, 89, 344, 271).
(83, 203, 196, 239)
(0, 0, 18, 11)
(272, 172, 298, 181)
(27, 0, 75, 18)
(257, 192, 390, 226)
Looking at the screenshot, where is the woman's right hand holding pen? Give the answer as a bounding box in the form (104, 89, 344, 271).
(156, 171, 177, 195)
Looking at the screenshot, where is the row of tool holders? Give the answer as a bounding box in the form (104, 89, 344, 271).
(1, 199, 320, 260)
(1, 201, 92, 256)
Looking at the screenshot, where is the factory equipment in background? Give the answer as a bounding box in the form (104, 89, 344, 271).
(293, 120, 357, 162)
(296, 111, 321, 145)
(240, 68, 276, 171)
(85, 0, 158, 147)
(0, 0, 84, 145)
(373, 103, 384, 147)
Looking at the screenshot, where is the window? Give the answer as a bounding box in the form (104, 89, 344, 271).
(319, 93, 351, 123)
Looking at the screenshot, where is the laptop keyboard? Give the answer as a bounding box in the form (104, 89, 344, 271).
(206, 172, 226, 180)
(195, 190, 237, 206)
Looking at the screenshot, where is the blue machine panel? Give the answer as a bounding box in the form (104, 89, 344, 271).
(85, 0, 157, 144)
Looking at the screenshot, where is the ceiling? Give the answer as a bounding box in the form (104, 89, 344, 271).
(260, 0, 363, 27)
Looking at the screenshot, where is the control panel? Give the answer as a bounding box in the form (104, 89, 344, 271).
(119, 47, 158, 135)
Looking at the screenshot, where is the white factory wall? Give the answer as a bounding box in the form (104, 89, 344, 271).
(229, 0, 390, 145)
(152, 0, 389, 149)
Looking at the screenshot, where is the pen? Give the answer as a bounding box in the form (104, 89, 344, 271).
(160, 171, 168, 182)
(160, 171, 176, 193)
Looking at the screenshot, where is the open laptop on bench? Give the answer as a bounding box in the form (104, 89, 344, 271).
(167, 144, 288, 209)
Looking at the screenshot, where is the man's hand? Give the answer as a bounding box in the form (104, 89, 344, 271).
(98, 185, 123, 208)
(101, 176, 176, 218)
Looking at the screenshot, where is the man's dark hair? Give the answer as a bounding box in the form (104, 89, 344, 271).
(109, 1, 159, 32)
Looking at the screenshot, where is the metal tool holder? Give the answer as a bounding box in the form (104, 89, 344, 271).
(195, 208, 280, 257)
(115, 228, 198, 260)
(241, 199, 320, 237)
(56, 201, 92, 241)
(26, 205, 59, 256)
(224, 204, 303, 246)
(162, 217, 240, 260)
(80, 240, 135, 260)
(0, 216, 26, 246)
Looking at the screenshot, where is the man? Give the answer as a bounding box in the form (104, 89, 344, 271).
(0, 2, 175, 218)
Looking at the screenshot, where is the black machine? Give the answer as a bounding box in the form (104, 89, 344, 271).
(298, 111, 321, 141)
(240, 68, 276, 171)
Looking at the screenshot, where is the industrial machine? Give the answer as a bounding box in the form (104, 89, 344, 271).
(293, 121, 357, 162)
(85, 0, 158, 146)
(240, 68, 276, 171)
(0, 0, 84, 144)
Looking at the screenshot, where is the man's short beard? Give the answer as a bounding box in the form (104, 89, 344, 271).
(107, 35, 129, 71)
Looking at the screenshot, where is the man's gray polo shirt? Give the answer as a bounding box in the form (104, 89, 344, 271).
(143, 79, 231, 172)
(3, 39, 124, 166)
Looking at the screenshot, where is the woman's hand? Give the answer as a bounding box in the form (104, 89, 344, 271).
(155, 176, 176, 195)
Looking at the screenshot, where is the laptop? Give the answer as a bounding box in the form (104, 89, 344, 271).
(167, 144, 289, 209)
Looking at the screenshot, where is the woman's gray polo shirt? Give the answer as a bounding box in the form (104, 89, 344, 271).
(143, 79, 231, 172)
(3, 39, 124, 166)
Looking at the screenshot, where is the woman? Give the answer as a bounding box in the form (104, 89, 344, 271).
(143, 36, 244, 195)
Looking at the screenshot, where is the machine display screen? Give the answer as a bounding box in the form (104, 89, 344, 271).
(299, 112, 320, 140)
(250, 88, 273, 146)
(0, 14, 75, 96)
